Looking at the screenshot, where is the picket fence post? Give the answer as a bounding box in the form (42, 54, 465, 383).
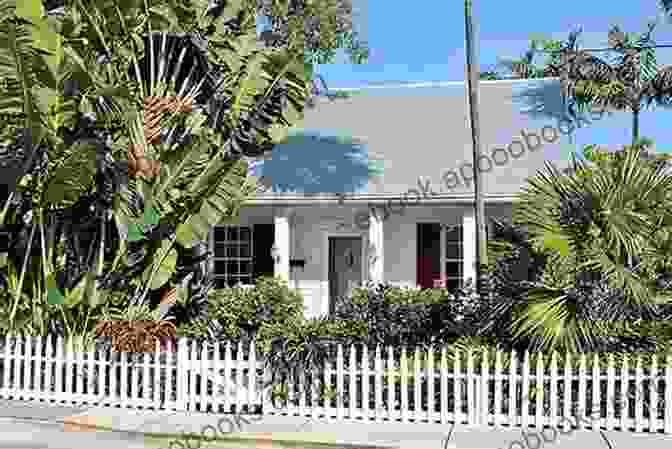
(235, 340, 245, 412)
(466, 348, 474, 426)
(521, 351, 530, 428)
(665, 354, 672, 433)
(261, 352, 275, 415)
(493, 350, 502, 427)
(427, 346, 435, 423)
(534, 352, 544, 429)
(175, 337, 188, 411)
(1, 334, 12, 398)
(440, 346, 448, 425)
(508, 350, 516, 428)
(480, 349, 489, 427)
(248, 338, 257, 411)
(605, 353, 615, 431)
(187, 338, 197, 411)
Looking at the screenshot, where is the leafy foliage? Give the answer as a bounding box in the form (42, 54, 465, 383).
(178, 276, 304, 342)
(548, 23, 672, 143)
(479, 70, 501, 80)
(483, 142, 672, 353)
(329, 282, 485, 349)
(0, 0, 312, 338)
(255, 0, 369, 65)
(496, 37, 563, 80)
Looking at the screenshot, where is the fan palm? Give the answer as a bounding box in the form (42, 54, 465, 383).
(548, 23, 672, 144)
(503, 142, 672, 352)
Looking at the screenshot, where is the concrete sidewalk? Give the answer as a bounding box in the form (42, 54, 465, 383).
(1, 398, 672, 448)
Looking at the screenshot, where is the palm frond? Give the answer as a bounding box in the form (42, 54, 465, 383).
(509, 144, 672, 351)
(663, 0, 672, 22)
(644, 65, 672, 106)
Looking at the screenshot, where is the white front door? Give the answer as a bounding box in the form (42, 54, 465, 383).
(328, 236, 363, 314)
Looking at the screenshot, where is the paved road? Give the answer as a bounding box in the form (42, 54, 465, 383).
(0, 417, 266, 449)
(2, 398, 672, 449)
(0, 401, 238, 449)
(0, 417, 152, 449)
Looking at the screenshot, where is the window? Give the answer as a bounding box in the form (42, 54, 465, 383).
(417, 223, 463, 291)
(212, 225, 254, 288)
(442, 224, 463, 291)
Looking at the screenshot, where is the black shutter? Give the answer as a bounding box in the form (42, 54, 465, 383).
(417, 223, 441, 289)
(253, 223, 275, 282)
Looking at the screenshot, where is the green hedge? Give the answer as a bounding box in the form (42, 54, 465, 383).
(177, 276, 304, 345)
(329, 282, 484, 348)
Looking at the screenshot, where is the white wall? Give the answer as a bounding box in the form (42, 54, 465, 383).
(225, 203, 514, 318)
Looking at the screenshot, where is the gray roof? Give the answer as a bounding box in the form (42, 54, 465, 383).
(250, 78, 581, 202)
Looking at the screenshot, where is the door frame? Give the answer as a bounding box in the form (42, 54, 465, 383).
(322, 232, 367, 316)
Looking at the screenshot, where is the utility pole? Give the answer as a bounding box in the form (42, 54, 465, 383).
(464, 0, 487, 292)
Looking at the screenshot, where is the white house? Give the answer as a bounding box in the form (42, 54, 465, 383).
(208, 78, 584, 318)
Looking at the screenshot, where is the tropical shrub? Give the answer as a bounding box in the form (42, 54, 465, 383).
(475, 219, 553, 351)
(481, 142, 672, 353)
(330, 282, 485, 349)
(176, 276, 304, 344)
(0, 0, 310, 339)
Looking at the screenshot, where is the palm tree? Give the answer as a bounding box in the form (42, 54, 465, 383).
(496, 37, 563, 79)
(498, 39, 544, 79)
(660, 0, 672, 22)
(491, 141, 672, 352)
(479, 70, 501, 80)
(547, 23, 672, 145)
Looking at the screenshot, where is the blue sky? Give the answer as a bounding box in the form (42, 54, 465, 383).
(317, 0, 672, 87)
(311, 0, 672, 155)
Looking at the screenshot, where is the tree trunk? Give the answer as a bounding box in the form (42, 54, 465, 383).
(632, 108, 639, 146)
(464, 0, 487, 292)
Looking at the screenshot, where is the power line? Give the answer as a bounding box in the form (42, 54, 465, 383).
(534, 43, 672, 53)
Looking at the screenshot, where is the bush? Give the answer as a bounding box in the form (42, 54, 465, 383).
(175, 278, 497, 405)
(330, 282, 485, 349)
(262, 317, 340, 376)
(177, 276, 304, 342)
(478, 218, 671, 353)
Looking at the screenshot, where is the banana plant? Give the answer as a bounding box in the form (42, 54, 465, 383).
(0, 0, 310, 336)
(0, 0, 141, 334)
(84, 0, 309, 309)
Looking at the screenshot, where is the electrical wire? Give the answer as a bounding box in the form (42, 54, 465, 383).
(534, 44, 672, 53)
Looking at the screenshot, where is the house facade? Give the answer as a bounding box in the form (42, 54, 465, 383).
(208, 78, 579, 318)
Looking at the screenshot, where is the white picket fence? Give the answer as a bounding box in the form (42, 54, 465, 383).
(1, 334, 672, 434)
(0, 334, 265, 413)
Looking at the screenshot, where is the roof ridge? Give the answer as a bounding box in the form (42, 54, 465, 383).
(329, 77, 559, 91)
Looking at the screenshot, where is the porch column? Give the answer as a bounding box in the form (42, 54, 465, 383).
(368, 207, 384, 284)
(273, 208, 291, 284)
(462, 208, 477, 288)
